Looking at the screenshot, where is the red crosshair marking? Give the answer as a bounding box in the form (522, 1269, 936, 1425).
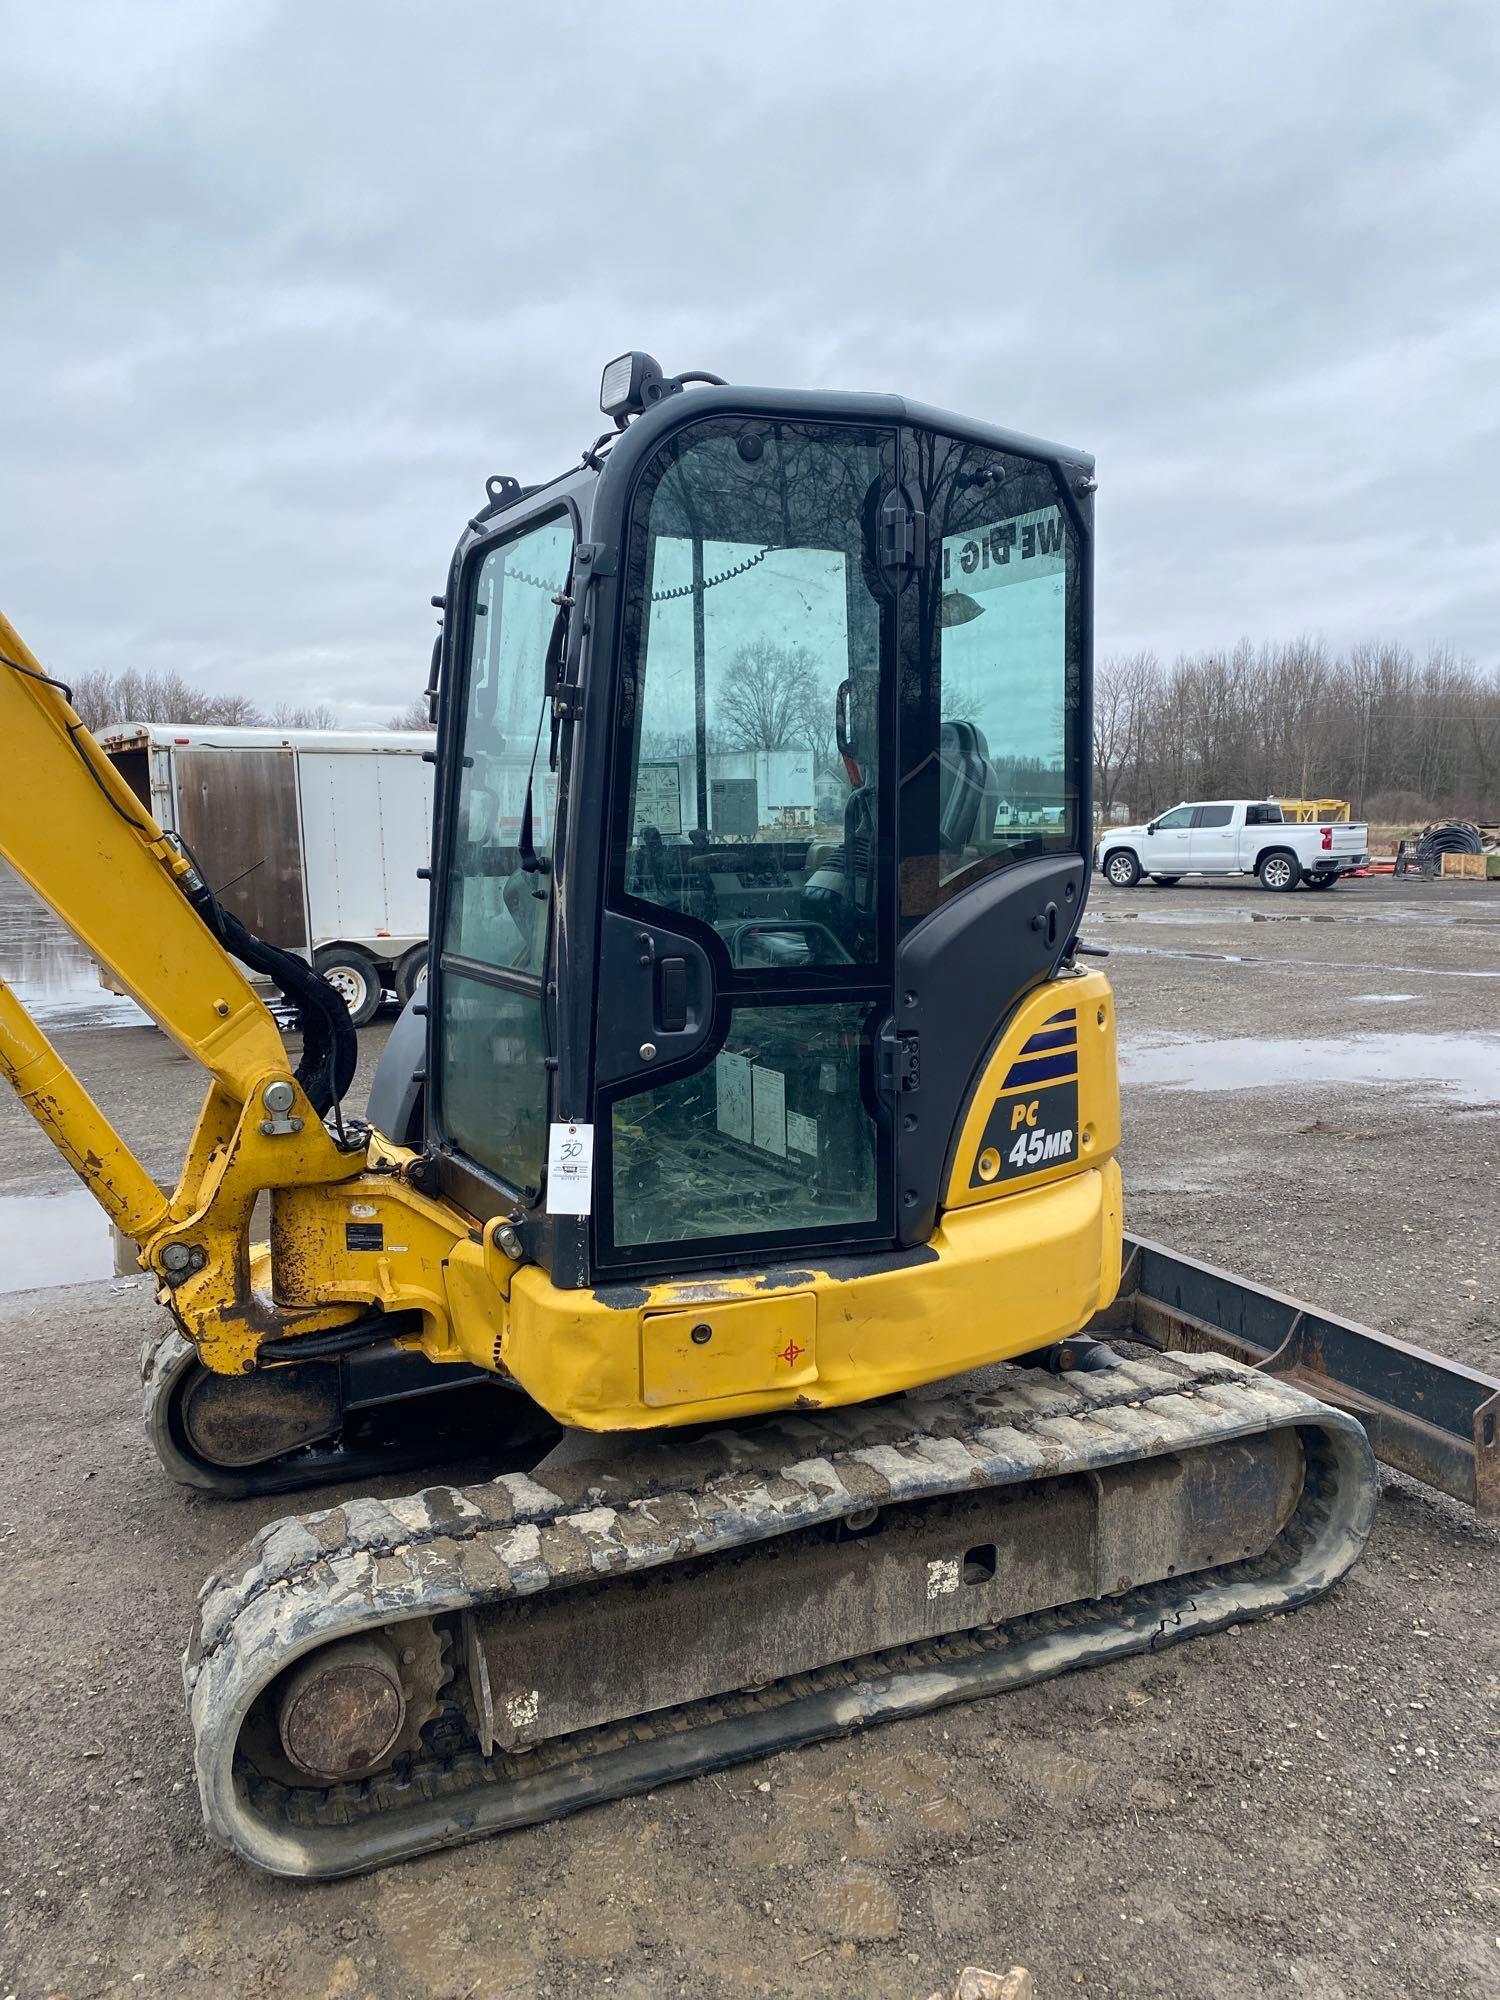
(778, 1340, 803, 1367)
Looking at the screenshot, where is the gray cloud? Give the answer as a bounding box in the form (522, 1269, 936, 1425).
(3, 0, 1497, 721)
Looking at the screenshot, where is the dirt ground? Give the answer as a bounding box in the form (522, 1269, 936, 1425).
(1, 873, 1497, 2000)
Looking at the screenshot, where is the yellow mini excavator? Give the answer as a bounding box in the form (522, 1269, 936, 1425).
(2, 357, 1495, 1879)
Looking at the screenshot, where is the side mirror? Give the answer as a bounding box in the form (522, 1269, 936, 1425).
(1145, 819, 1159, 835)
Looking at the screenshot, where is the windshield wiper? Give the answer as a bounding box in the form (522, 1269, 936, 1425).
(517, 595, 571, 887)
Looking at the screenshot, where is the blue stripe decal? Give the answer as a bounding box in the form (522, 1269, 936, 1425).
(1045, 1008, 1077, 1025)
(1002, 1052, 1080, 1088)
(1020, 1026, 1078, 1055)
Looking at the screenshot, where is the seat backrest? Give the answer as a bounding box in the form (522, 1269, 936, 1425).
(938, 719, 992, 855)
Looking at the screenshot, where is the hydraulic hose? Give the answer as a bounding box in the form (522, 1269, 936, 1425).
(184, 887, 357, 1116)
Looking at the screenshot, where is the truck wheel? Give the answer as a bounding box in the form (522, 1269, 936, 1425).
(1149, 875, 1181, 886)
(1257, 850, 1301, 892)
(314, 945, 383, 1028)
(394, 945, 428, 1005)
(1103, 850, 1141, 888)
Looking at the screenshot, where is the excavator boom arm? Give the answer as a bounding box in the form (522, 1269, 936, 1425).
(0, 612, 293, 1093)
(0, 614, 403, 1368)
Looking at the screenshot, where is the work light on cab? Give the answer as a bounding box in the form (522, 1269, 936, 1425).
(599, 350, 665, 420)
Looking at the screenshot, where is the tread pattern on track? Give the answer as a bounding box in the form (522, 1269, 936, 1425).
(185, 1345, 1377, 1876)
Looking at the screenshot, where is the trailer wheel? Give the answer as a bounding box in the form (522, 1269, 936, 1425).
(1303, 873, 1338, 891)
(1257, 850, 1301, 892)
(313, 945, 383, 1028)
(1149, 875, 1181, 886)
(1103, 850, 1141, 888)
(394, 946, 428, 1006)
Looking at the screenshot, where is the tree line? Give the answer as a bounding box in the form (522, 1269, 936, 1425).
(1095, 641, 1500, 823)
(61, 640, 1500, 821)
(68, 665, 434, 734)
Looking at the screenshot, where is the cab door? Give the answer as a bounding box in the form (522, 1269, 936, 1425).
(430, 508, 576, 1211)
(888, 425, 1089, 1244)
(1143, 804, 1194, 869)
(1189, 802, 1237, 871)
(594, 416, 899, 1276)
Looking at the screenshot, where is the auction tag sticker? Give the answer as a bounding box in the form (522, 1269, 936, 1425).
(546, 1121, 594, 1214)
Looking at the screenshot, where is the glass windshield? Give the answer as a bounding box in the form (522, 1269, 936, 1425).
(444, 512, 573, 977)
(615, 421, 887, 969)
(910, 442, 1081, 912)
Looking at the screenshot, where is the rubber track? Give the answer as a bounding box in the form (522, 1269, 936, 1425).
(185, 1346, 1377, 1876)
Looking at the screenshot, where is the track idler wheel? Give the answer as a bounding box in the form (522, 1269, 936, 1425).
(261, 1619, 451, 1787)
(278, 1638, 409, 1783)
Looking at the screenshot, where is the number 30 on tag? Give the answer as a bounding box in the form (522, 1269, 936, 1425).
(546, 1122, 594, 1214)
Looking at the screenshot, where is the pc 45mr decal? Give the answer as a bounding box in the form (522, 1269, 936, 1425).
(970, 1009, 1080, 1187)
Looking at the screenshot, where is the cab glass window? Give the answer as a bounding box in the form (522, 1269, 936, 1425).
(916, 443, 1081, 911)
(1154, 806, 1193, 829)
(614, 421, 887, 971)
(1193, 804, 1233, 827)
(437, 508, 572, 1197)
(610, 1001, 878, 1248)
(444, 512, 573, 976)
(440, 974, 549, 1195)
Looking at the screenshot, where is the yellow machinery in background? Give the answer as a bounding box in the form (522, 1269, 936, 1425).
(1277, 796, 1351, 821)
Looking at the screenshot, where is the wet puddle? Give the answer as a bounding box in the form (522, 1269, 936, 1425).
(0, 1189, 120, 1293)
(1104, 940, 1500, 980)
(0, 870, 149, 1030)
(1120, 1030, 1500, 1106)
(1090, 904, 1500, 931)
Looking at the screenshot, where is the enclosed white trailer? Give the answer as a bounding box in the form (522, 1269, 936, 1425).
(97, 723, 433, 1025)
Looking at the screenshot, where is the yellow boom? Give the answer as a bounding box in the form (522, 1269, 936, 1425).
(0, 613, 408, 1368)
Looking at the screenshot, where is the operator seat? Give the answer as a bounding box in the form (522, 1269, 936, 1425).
(938, 719, 994, 860)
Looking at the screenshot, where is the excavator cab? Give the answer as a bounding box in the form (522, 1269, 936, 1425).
(422, 357, 1094, 1287)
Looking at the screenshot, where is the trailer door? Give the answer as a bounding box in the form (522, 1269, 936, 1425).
(298, 752, 433, 953)
(174, 747, 307, 950)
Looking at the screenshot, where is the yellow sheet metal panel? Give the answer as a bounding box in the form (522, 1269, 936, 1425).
(642, 1293, 816, 1407)
(944, 969, 1119, 1210)
(499, 1160, 1119, 1431)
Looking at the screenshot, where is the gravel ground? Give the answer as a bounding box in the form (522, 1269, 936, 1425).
(1, 873, 1497, 2000)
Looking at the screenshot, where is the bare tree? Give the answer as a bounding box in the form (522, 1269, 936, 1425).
(718, 639, 820, 752)
(1089, 639, 1499, 822)
(387, 695, 435, 731)
(69, 666, 268, 731)
(270, 702, 340, 729)
(1093, 650, 1155, 817)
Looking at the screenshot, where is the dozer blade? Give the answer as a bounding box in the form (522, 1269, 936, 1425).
(1096, 1235, 1500, 1521)
(186, 1345, 1376, 1879)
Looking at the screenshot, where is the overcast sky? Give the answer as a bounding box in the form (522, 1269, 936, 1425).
(4, 1, 1498, 724)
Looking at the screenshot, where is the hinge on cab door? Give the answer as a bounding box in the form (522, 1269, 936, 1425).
(877, 1021, 921, 1095)
(879, 496, 927, 571)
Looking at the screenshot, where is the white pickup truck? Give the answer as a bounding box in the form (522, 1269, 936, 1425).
(1095, 800, 1370, 892)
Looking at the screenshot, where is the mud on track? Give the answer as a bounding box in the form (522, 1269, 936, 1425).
(1, 870, 1497, 1998)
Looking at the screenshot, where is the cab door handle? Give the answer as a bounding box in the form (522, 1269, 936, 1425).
(657, 957, 689, 1033)
(1031, 901, 1059, 949)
